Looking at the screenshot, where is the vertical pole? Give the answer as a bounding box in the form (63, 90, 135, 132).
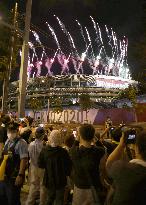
(2, 3, 18, 113)
(18, 0, 32, 117)
(47, 99, 50, 122)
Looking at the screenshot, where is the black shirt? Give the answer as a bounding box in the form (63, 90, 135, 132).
(38, 145, 72, 189)
(107, 160, 146, 205)
(70, 142, 105, 189)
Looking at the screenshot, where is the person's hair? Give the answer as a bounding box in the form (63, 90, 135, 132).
(1, 114, 11, 125)
(35, 132, 44, 139)
(20, 129, 32, 143)
(26, 116, 34, 126)
(64, 134, 75, 148)
(21, 121, 27, 127)
(49, 126, 53, 132)
(7, 122, 19, 131)
(111, 127, 122, 142)
(136, 131, 146, 161)
(79, 124, 95, 142)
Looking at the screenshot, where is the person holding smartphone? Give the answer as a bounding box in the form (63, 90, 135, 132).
(106, 131, 146, 205)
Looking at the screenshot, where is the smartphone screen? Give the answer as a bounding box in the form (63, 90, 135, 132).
(39, 124, 44, 128)
(73, 130, 77, 138)
(128, 135, 136, 140)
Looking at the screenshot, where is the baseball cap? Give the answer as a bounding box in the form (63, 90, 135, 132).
(36, 127, 45, 135)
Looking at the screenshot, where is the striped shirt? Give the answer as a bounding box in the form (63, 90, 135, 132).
(28, 139, 44, 167)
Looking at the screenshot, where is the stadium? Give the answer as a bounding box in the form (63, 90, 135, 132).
(9, 15, 137, 110)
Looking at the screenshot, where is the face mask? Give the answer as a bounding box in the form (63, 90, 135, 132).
(7, 133, 17, 140)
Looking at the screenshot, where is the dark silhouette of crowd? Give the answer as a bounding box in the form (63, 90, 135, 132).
(0, 113, 146, 205)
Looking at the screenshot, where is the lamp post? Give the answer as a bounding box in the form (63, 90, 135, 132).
(18, 0, 32, 117)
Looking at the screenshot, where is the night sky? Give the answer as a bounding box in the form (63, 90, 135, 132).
(1, 0, 146, 79)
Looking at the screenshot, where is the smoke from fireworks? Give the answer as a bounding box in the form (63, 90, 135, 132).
(27, 15, 129, 79)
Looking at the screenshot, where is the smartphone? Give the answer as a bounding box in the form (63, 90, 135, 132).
(128, 134, 136, 140)
(126, 129, 136, 144)
(39, 124, 44, 128)
(73, 130, 77, 138)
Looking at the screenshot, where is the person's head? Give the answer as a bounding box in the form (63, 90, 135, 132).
(20, 127, 32, 143)
(20, 118, 29, 128)
(111, 127, 122, 142)
(26, 116, 34, 126)
(48, 130, 62, 147)
(1, 114, 11, 126)
(79, 124, 95, 142)
(135, 131, 146, 161)
(35, 127, 45, 139)
(48, 125, 53, 132)
(7, 122, 19, 140)
(64, 133, 75, 149)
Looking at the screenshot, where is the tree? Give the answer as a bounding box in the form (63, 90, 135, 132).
(51, 97, 63, 113)
(127, 85, 137, 108)
(79, 93, 93, 111)
(117, 85, 137, 108)
(28, 97, 43, 118)
(0, 2, 22, 112)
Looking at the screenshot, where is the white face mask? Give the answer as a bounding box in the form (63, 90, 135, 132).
(7, 133, 17, 140)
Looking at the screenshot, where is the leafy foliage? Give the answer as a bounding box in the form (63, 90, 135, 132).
(51, 97, 63, 113)
(117, 85, 137, 108)
(79, 93, 94, 110)
(28, 98, 43, 114)
(0, 2, 22, 74)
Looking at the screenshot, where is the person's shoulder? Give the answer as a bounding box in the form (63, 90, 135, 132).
(60, 147, 68, 154)
(112, 160, 128, 168)
(29, 140, 36, 145)
(17, 138, 28, 147)
(28, 141, 36, 150)
(93, 145, 105, 155)
(59, 146, 69, 154)
(18, 137, 27, 143)
(70, 141, 79, 151)
(42, 144, 56, 153)
(108, 160, 129, 177)
(0, 126, 3, 131)
(0, 126, 4, 138)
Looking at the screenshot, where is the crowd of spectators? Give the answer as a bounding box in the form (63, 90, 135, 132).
(0, 113, 146, 205)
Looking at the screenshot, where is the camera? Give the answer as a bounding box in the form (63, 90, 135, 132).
(124, 129, 136, 144)
(110, 125, 137, 144)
